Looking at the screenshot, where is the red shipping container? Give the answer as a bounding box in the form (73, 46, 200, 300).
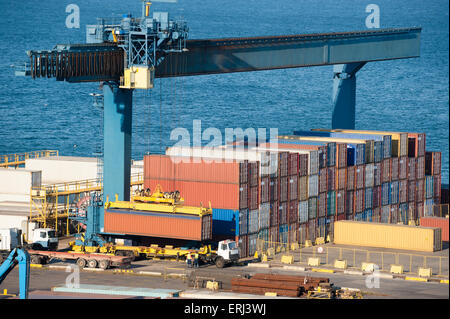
(298, 154, 309, 177)
(260, 177, 270, 203)
(336, 189, 345, 215)
(390, 204, 399, 224)
(261, 143, 327, 169)
(416, 179, 425, 203)
(399, 180, 408, 203)
(280, 176, 288, 202)
(270, 177, 278, 202)
(270, 203, 279, 227)
(279, 152, 289, 177)
(288, 200, 298, 224)
(408, 158, 417, 181)
(327, 167, 336, 191)
(144, 154, 249, 184)
(373, 162, 382, 186)
(420, 217, 449, 241)
(398, 156, 408, 180)
(355, 189, 365, 213)
(238, 235, 249, 258)
(298, 176, 308, 201)
(408, 180, 416, 203)
(434, 175, 441, 201)
(308, 219, 316, 242)
(425, 152, 441, 175)
(104, 209, 212, 241)
(288, 175, 298, 201)
(416, 201, 424, 218)
(249, 186, 259, 210)
(346, 191, 354, 216)
(346, 166, 355, 190)
(391, 157, 399, 181)
(319, 168, 328, 193)
(336, 214, 346, 221)
(249, 162, 259, 187)
(337, 167, 346, 190)
(279, 202, 288, 224)
(318, 193, 327, 217)
(288, 153, 299, 176)
(373, 185, 381, 208)
(415, 156, 425, 180)
(355, 165, 365, 190)
(337, 143, 347, 169)
(381, 159, 391, 183)
(144, 178, 247, 210)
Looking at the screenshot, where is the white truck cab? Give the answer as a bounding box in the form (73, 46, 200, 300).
(30, 228, 58, 250)
(215, 239, 240, 268)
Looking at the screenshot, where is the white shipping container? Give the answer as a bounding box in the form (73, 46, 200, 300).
(308, 174, 319, 197)
(298, 201, 309, 224)
(365, 164, 374, 188)
(259, 203, 270, 231)
(0, 168, 41, 195)
(0, 228, 21, 251)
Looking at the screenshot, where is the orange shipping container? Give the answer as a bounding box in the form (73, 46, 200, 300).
(143, 178, 247, 210)
(420, 217, 449, 242)
(104, 209, 212, 241)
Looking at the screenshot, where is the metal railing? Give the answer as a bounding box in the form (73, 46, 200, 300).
(257, 239, 449, 278)
(0, 150, 58, 167)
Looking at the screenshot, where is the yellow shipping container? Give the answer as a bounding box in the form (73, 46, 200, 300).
(334, 221, 442, 252)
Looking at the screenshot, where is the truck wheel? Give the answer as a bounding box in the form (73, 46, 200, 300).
(98, 260, 110, 270)
(87, 259, 98, 268)
(76, 258, 87, 268)
(31, 255, 41, 264)
(215, 256, 225, 268)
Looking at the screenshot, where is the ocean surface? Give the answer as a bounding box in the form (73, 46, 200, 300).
(0, 0, 448, 182)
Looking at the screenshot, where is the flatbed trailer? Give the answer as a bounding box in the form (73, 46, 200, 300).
(27, 249, 132, 269)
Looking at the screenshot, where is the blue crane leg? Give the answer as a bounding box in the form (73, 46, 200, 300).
(101, 82, 133, 231)
(331, 62, 366, 129)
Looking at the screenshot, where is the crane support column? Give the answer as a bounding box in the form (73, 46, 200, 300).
(102, 82, 133, 230)
(331, 62, 366, 129)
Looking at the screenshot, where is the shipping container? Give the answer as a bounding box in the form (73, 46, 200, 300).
(279, 224, 289, 245)
(259, 203, 271, 231)
(260, 177, 270, 203)
(420, 217, 449, 241)
(298, 223, 308, 245)
(239, 209, 249, 235)
(415, 156, 424, 180)
(269, 226, 279, 246)
(280, 176, 288, 202)
(381, 183, 391, 206)
(270, 177, 278, 202)
(257, 228, 270, 252)
(288, 200, 298, 224)
(249, 185, 259, 210)
(390, 181, 399, 205)
(327, 216, 335, 241)
(308, 197, 318, 220)
(399, 203, 409, 225)
(365, 187, 373, 209)
(327, 167, 336, 191)
(288, 153, 299, 176)
(104, 209, 212, 242)
(248, 233, 258, 257)
(336, 189, 345, 215)
(390, 204, 399, 223)
(424, 199, 435, 217)
(318, 193, 327, 217)
(407, 133, 426, 158)
(0, 168, 42, 198)
(373, 163, 382, 187)
(337, 167, 346, 190)
(346, 191, 354, 217)
(288, 175, 298, 201)
(270, 204, 279, 227)
(289, 222, 298, 244)
(317, 217, 327, 238)
(346, 166, 355, 190)
(381, 158, 391, 183)
(425, 176, 434, 199)
(373, 185, 381, 208)
(416, 201, 424, 219)
(399, 157, 408, 180)
(298, 153, 309, 177)
(282, 135, 336, 167)
(248, 209, 259, 234)
(298, 200, 309, 224)
(416, 179, 425, 202)
(308, 219, 316, 242)
(355, 189, 365, 213)
(434, 175, 441, 202)
(327, 191, 336, 216)
(238, 235, 248, 258)
(425, 152, 441, 176)
(373, 207, 381, 223)
(249, 162, 259, 187)
(399, 180, 408, 203)
(365, 164, 374, 188)
(355, 165, 365, 189)
(374, 140, 383, 163)
(381, 205, 390, 223)
(279, 202, 288, 225)
(334, 220, 442, 252)
(408, 180, 416, 203)
(319, 168, 328, 193)
(212, 209, 238, 237)
(299, 175, 309, 201)
(391, 157, 399, 181)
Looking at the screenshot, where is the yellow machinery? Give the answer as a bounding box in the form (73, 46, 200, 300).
(119, 66, 155, 89)
(70, 185, 216, 261)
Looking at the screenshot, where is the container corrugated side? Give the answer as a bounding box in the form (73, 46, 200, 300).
(420, 217, 449, 241)
(104, 209, 212, 241)
(333, 221, 442, 252)
(212, 209, 238, 237)
(298, 200, 308, 224)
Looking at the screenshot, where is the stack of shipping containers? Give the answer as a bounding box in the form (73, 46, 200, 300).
(143, 128, 443, 258)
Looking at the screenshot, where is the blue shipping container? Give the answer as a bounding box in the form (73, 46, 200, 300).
(212, 209, 239, 237)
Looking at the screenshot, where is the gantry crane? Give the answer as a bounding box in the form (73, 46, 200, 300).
(18, 0, 421, 247)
